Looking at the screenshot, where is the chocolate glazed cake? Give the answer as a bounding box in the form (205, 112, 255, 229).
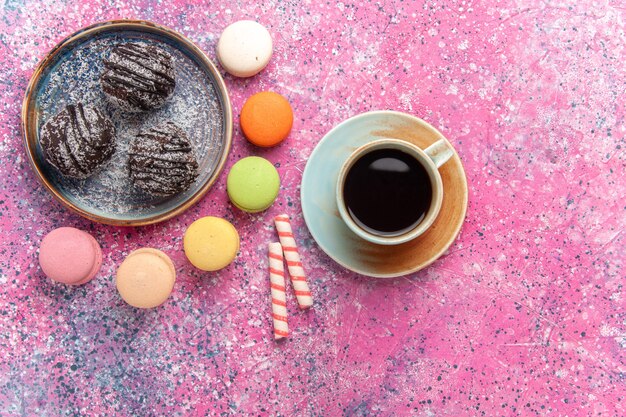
(128, 122, 199, 197)
(39, 103, 116, 178)
(101, 43, 176, 112)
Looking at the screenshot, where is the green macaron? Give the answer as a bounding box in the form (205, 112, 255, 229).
(227, 156, 280, 212)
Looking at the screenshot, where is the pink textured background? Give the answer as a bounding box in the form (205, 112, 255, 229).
(1, 1, 625, 416)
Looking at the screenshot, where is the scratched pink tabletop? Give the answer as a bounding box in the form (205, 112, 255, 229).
(1, 1, 625, 416)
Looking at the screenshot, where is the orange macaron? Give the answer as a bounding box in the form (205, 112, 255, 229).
(240, 91, 293, 147)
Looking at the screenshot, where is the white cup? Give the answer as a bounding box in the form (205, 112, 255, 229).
(336, 138, 454, 245)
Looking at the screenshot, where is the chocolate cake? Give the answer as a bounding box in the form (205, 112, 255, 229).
(101, 43, 176, 112)
(128, 122, 199, 197)
(40, 103, 116, 179)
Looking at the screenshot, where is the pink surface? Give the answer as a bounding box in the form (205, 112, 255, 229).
(0, 1, 625, 416)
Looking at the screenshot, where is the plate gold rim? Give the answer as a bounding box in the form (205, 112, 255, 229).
(21, 19, 233, 226)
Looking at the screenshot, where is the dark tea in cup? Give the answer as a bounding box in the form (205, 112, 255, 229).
(342, 148, 433, 236)
(336, 138, 453, 245)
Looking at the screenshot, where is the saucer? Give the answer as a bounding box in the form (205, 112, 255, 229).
(22, 20, 232, 226)
(300, 111, 468, 278)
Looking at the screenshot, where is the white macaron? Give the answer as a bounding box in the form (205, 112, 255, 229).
(216, 20, 273, 77)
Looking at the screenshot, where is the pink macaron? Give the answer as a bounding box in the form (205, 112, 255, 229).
(38, 227, 102, 285)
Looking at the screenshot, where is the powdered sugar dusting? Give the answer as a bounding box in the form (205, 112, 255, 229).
(39, 103, 115, 178)
(101, 43, 176, 112)
(36, 31, 226, 219)
(128, 121, 199, 197)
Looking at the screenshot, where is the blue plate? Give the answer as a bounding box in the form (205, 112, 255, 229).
(22, 21, 232, 226)
(300, 111, 468, 278)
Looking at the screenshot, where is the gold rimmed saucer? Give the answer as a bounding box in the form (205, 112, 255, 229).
(22, 20, 232, 226)
(300, 111, 468, 278)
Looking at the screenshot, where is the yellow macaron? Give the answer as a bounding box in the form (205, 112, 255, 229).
(184, 216, 240, 271)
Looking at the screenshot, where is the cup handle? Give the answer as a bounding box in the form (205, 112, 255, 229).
(424, 138, 454, 168)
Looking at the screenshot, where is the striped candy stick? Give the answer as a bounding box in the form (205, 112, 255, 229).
(274, 214, 314, 309)
(268, 242, 289, 340)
